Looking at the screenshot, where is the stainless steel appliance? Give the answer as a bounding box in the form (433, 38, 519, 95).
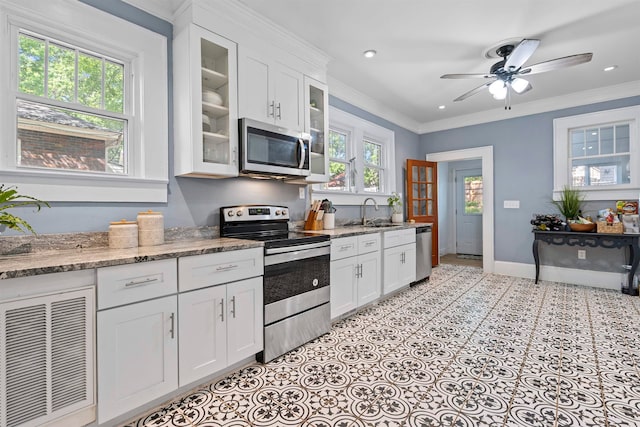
(415, 225, 432, 284)
(240, 118, 311, 178)
(220, 205, 330, 363)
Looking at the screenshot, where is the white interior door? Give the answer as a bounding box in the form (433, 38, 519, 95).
(455, 169, 483, 256)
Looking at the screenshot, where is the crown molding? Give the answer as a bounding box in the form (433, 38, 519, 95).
(419, 80, 640, 134)
(328, 77, 422, 134)
(120, 0, 186, 21)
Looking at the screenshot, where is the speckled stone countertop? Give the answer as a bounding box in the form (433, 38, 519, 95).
(302, 222, 432, 239)
(0, 238, 262, 280)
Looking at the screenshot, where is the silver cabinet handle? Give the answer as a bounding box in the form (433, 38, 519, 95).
(169, 312, 175, 339)
(232, 147, 237, 165)
(340, 245, 353, 251)
(364, 241, 375, 247)
(269, 101, 275, 117)
(276, 102, 282, 119)
(230, 296, 236, 318)
(125, 277, 158, 287)
(216, 264, 238, 272)
(220, 298, 225, 322)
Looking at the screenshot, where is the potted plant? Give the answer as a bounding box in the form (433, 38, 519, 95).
(387, 192, 403, 223)
(0, 184, 50, 235)
(551, 186, 584, 226)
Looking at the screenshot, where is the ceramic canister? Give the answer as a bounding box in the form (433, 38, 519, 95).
(108, 220, 138, 249)
(137, 210, 164, 246)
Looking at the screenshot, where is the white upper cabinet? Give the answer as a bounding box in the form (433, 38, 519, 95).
(174, 24, 239, 177)
(304, 77, 329, 183)
(238, 46, 304, 131)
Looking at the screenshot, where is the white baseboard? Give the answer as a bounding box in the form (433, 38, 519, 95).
(493, 261, 622, 291)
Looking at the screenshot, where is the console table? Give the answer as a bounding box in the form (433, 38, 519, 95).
(532, 230, 640, 292)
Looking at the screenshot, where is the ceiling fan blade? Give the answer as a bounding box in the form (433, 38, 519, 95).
(504, 39, 540, 71)
(441, 73, 495, 79)
(520, 53, 593, 75)
(453, 81, 493, 102)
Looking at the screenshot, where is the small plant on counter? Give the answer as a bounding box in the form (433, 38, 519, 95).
(551, 186, 584, 222)
(387, 192, 402, 214)
(0, 184, 50, 235)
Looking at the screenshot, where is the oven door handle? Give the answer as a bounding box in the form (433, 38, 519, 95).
(265, 245, 330, 266)
(265, 240, 330, 255)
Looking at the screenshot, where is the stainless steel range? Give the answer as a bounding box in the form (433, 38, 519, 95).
(220, 205, 330, 363)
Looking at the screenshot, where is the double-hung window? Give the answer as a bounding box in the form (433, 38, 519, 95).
(314, 107, 395, 205)
(1, 0, 168, 202)
(553, 105, 640, 200)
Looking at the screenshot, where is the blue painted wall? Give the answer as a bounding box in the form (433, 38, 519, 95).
(420, 96, 640, 268)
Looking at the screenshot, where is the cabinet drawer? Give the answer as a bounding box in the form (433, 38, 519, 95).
(383, 228, 416, 249)
(331, 236, 358, 261)
(358, 233, 381, 255)
(97, 259, 177, 310)
(178, 247, 264, 292)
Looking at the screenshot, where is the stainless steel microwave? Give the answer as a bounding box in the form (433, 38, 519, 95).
(240, 118, 310, 178)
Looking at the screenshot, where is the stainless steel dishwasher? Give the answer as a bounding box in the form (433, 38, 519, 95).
(414, 225, 432, 284)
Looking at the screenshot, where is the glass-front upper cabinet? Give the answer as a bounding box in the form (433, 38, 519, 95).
(303, 77, 329, 183)
(174, 24, 238, 177)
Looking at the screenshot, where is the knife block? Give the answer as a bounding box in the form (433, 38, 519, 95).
(304, 211, 324, 230)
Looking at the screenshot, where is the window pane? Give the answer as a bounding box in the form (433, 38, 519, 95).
(17, 99, 125, 174)
(572, 155, 629, 186)
(328, 130, 347, 160)
(600, 126, 614, 155)
(78, 53, 102, 109)
(105, 60, 124, 113)
(322, 161, 348, 191)
(570, 129, 585, 157)
(464, 175, 483, 214)
(363, 140, 381, 166)
(364, 167, 380, 192)
(18, 34, 45, 96)
(48, 43, 76, 102)
(616, 124, 630, 153)
(585, 128, 598, 156)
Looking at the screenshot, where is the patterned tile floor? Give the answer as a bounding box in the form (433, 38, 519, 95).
(126, 265, 640, 426)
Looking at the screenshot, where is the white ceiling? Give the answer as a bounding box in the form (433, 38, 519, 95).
(126, 0, 640, 133)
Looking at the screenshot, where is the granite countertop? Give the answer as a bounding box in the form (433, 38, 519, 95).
(302, 222, 432, 238)
(0, 238, 263, 280)
(0, 222, 432, 280)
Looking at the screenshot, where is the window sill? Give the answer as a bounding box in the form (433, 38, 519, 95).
(0, 170, 168, 202)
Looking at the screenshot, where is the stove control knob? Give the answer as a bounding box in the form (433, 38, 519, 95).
(236, 210, 243, 217)
(281, 209, 288, 216)
(275, 210, 282, 216)
(227, 210, 234, 217)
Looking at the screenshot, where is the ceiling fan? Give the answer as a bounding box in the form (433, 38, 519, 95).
(441, 39, 593, 109)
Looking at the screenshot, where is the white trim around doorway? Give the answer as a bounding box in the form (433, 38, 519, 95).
(426, 146, 494, 273)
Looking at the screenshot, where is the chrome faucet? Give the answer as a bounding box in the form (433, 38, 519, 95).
(361, 197, 379, 226)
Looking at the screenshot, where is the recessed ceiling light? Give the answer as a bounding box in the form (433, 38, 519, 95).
(604, 65, 618, 71)
(363, 50, 377, 58)
(438, 105, 446, 110)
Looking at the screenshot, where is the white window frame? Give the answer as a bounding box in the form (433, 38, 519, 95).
(0, 0, 168, 202)
(553, 105, 640, 201)
(313, 106, 396, 206)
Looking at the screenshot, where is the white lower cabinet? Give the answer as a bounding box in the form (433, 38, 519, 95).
(96, 259, 179, 424)
(178, 276, 263, 387)
(383, 229, 416, 295)
(97, 296, 178, 424)
(330, 234, 381, 319)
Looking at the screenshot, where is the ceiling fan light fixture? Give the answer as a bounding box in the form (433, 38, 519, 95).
(488, 80, 505, 95)
(511, 77, 529, 93)
(492, 86, 508, 100)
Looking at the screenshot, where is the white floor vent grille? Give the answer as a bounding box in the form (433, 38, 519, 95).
(1, 288, 94, 427)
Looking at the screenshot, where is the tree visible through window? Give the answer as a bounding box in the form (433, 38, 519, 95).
(17, 31, 127, 174)
(464, 175, 483, 214)
(322, 129, 350, 191)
